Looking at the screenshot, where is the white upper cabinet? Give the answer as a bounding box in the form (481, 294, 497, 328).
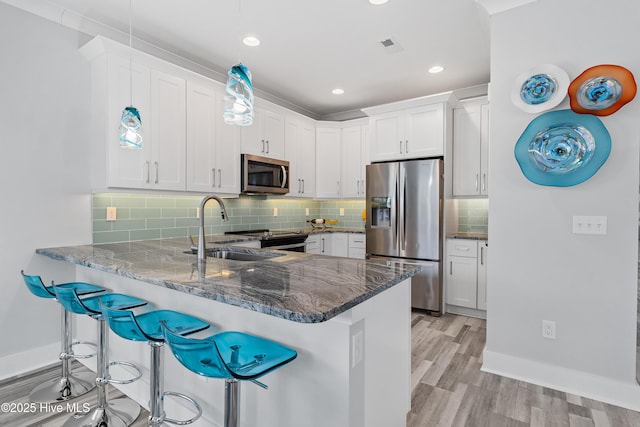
(285, 116, 316, 198)
(453, 97, 489, 197)
(241, 106, 285, 159)
(315, 127, 342, 198)
(341, 124, 369, 199)
(186, 80, 239, 194)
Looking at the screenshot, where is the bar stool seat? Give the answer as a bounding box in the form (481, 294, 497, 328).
(100, 306, 211, 427)
(162, 328, 297, 427)
(54, 288, 147, 427)
(21, 270, 105, 403)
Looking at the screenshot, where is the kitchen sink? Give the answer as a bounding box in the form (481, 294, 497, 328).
(186, 247, 284, 262)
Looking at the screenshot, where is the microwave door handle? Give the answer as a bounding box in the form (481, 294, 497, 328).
(280, 165, 288, 189)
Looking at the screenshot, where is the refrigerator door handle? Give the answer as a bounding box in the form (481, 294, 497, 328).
(393, 167, 399, 250)
(399, 165, 406, 251)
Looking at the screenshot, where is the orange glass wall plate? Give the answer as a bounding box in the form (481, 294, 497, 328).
(568, 64, 637, 116)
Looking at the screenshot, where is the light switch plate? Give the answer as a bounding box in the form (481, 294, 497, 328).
(339, 208, 345, 217)
(572, 215, 607, 235)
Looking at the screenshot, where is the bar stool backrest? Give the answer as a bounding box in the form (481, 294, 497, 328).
(54, 287, 92, 316)
(163, 326, 232, 379)
(100, 305, 152, 342)
(21, 270, 55, 299)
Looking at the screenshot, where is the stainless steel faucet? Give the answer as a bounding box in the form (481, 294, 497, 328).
(198, 195, 229, 262)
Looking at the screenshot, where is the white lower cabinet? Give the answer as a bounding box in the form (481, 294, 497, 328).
(331, 233, 349, 258)
(348, 234, 366, 259)
(445, 238, 487, 313)
(305, 233, 363, 258)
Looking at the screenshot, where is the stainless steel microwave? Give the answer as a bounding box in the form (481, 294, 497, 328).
(241, 154, 290, 194)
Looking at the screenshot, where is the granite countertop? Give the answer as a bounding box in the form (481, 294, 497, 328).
(36, 236, 418, 324)
(306, 227, 365, 234)
(447, 232, 488, 241)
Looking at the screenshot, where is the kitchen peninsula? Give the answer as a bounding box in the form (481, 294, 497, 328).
(36, 236, 418, 427)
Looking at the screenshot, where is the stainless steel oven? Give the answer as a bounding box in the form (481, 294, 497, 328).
(226, 229, 308, 252)
(241, 154, 290, 195)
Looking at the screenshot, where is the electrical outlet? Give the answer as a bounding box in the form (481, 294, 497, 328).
(273, 207, 278, 217)
(339, 208, 345, 217)
(196, 207, 200, 219)
(542, 320, 556, 339)
(572, 215, 607, 235)
(305, 208, 309, 216)
(106, 207, 117, 222)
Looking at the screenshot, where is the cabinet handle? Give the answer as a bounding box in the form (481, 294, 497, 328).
(449, 261, 453, 275)
(218, 169, 222, 188)
(261, 139, 265, 153)
(455, 246, 470, 251)
(475, 174, 479, 191)
(301, 179, 305, 193)
(145, 161, 150, 183)
(399, 141, 403, 154)
(266, 140, 269, 154)
(337, 181, 340, 195)
(482, 173, 487, 192)
(321, 238, 325, 253)
(154, 161, 159, 184)
(480, 246, 485, 265)
(405, 140, 408, 153)
(212, 168, 216, 187)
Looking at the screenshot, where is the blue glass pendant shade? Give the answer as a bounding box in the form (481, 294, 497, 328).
(514, 109, 611, 187)
(223, 63, 254, 126)
(119, 106, 143, 149)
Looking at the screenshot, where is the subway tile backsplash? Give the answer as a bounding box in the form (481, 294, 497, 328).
(92, 194, 488, 243)
(93, 194, 366, 244)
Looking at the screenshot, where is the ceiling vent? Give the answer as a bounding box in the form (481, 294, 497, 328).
(379, 37, 403, 53)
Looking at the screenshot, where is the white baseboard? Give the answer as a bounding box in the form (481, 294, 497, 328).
(0, 342, 60, 381)
(482, 349, 640, 412)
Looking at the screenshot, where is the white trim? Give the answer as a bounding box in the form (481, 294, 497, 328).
(0, 342, 59, 381)
(482, 349, 640, 412)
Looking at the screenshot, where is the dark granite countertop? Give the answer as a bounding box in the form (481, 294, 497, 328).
(36, 236, 418, 324)
(446, 232, 488, 241)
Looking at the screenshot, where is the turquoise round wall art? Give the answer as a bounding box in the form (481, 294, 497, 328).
(514, 109, 611, 187)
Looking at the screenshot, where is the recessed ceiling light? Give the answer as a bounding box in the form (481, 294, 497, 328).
(369, 0, 389, 4)
(428, 65, 445, 74)
(332, 88, 345, 95)
(242, 36, 260, 47)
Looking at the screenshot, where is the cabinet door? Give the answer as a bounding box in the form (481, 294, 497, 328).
(477, 240, 488, 310)
(446, 255, 477, 309)
(319, 234, 332, 255)
(263, 109, 285, 159)
(215, 96, 240, 194)
(305, 235, 320, 254)
(453, 105, 482, 196)
(106, 55, 151, 189)
(315, 128, 342, 198)
(331, 233, 349, 258)
(150, 69, 186, 191)
(370, 112, 403, 162)
(240, 108, 264, 156)
(285, 118, 302, 196)
(298, 123, 316, 197)
(404, 104, 444, 158)
(341, 126, 364, 198)
(480, 103, 490, 196)
(186, 82, 216, 192)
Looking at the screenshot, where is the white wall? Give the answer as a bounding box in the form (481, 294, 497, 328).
(484, 0, 640, 410)
(0, 3, 92, 377)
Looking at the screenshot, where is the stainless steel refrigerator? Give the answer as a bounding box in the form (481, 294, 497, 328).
(366, 158, 443, 314)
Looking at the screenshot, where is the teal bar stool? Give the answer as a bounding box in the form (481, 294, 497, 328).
(53, 287, 147, 427)
(21, 270, 105, 403)
(100, 306, 211, 427)
(162, 327, 297, 427)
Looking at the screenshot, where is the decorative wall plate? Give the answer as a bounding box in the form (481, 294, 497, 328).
(514, 109, 611, 187)
(511, 64, 570, 113)
(568, 64, 637, 116)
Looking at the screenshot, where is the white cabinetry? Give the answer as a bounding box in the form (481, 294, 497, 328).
(331, 233, 349, 258)
(368, 104, 445, 162)
(341, 125, 369, 199)
(285, 116, 316, 198)
(315, 127, 342, 198)
(445, 238, 487, 315)
(348, 234, 366, 259)
(186, 80, 239, 194)
(241, 106, 285, 159)
(453, 97, 489, 197)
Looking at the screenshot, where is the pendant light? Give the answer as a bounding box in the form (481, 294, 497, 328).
(119, 0, 143, 148)
(223, 0, 254, 126)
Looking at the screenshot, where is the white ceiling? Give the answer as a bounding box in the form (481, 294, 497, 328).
(11, 0, 491, 120)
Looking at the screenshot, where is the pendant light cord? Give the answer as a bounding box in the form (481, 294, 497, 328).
(129, 0, 133, 107)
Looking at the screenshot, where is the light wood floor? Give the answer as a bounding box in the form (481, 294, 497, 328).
(2, 313, 640, 426)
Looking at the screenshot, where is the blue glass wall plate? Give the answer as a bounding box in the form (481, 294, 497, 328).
(511, 64, 570, 113)
(514, 110, 611, 187)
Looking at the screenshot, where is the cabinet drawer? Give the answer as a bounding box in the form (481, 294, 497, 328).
(446, 239, 477, 258)
(348, 234, 366, 249)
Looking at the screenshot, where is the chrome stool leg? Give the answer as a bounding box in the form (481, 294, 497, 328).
(224, 379, 240, 427)
(29, 306, 96, 403)
(148, 342, 165, 427)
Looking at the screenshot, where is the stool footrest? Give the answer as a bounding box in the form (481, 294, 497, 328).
(107, 360, 143, 385)
(69, 341, 97, 359)
(162, 391, 202, 426)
